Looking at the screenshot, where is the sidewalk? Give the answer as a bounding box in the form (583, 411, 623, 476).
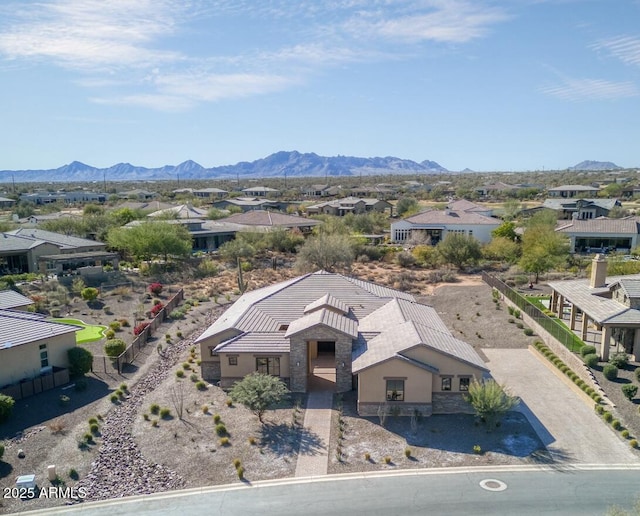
(294, 390, 333, 477)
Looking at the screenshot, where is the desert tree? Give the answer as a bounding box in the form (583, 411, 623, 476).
(519, 210, 569, 282)
(107, 220, 192, 263)
(436, 233, 482, 270)
(465, 379, 519, 431)
(296, 233, 355, 272)
(229, 372, 289, 424)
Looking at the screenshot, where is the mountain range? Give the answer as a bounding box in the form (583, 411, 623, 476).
(0, 151, 448, 183)
(0, 152, 627, 183)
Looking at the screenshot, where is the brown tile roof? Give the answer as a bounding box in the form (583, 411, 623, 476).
(556, 217, 640, 235)
(404, 209, 499, 225)
(217, 210, 319, 228)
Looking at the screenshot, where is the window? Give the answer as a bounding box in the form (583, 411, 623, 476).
(386, 379, 405, 401)
(441, 377, 452, 391)
(228, 356, 238, 366)
(459, 377, 470, 391)
(39, 343, 48, 368)
(256, 357, 280, 376)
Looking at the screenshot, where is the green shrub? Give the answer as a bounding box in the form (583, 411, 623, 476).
(0, 394, 15, 423)
(90, 423, 100, 435)
(603, 411, 613, 423)
(595, 405, 605, 415)
(516, 322, 524, 329)
(104, 338, 126, 357)
(232, 458, 241, 468)
(630, 439, 638, 449)
(151, 420, 158, 427)
(176, 370, 185, 378)
(109, 321, 121, 332)
(215, 423, 227, 436)
(609, 352, 629, 368)
(635, 367, 640, 382)
(190, 373, 198, 382)
(622, 384, 638, 400)
(169, 309, 186, 320)
(150, 403, 160, 415)
(611, 419, 622, 430)
(109, 394, 119, 403)
(404, 447, 412, 458)
(603, 364, 619, 381)
(523, 328, 534, 336)
(81, 287, 99, 301)
(68, 347, 93, 377)
(384, 456, 392, 464)
(68, 468, 79, 480)
(104, 329, 115, 340)
(196, 381, 207, 391)
(213, 414, 221, 423)
(580, 345, 597, 357)
(583, 354, 599, 368)
(219, 437, 230, 446)
(622, 430, 630, 439)
(88, 417, 98, 425)
(160, 408, 171, 419)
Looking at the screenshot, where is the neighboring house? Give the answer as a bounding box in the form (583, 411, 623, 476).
(117, 189, 158, 200)
(555, 217, 640, 253)
(212, 197, 279, 212)
(116, 201, 178, 212)
(391, 207, 500, 244)
(306, 197, 392, 217)
(2, 229, 116, 275)
(0, 309, 77, 397)
(447, 199, 493, 218)
(0, 196, 16, 209)
(474, 182, 520, 197)
(216, 210, 320, 234)
(195, 271, 487, 416)
(349, 185, 396, 199)
(302, 184, 341, 197)
(540, 198, 621, 220)
(23, 213, 80, 225)
(548, 255, 640, 362)
(547, 185, 600, 198)
(19, 191, 106, 204)
(241, 186, 280, 197)
(193, 188, 228, 199)
(147, 204, 208, 219)
(0, 289, 34, 310)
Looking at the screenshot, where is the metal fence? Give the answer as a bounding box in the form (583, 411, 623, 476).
(481, 272, 584, 352)
(91, 288, 185, 374)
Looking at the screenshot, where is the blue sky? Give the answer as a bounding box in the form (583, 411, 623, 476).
(1, 0, 639, 172)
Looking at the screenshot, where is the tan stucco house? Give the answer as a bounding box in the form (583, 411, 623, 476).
(195, 271, 488, 416)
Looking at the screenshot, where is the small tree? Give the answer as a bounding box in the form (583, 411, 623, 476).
(68, 347, 93, 376)
(436, 233, 482, 270)
(0, 394, 15, 423)
(104, 338, 126, 357)
(465, 379, 519, 431)
(296, 233, 355, 272)
(622, 384, 638, 401)
(229, 372, 289, 424)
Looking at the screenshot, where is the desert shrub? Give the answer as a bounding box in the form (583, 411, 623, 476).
(609, 352, 629, 368)
(513, 309, 521, 319)
(580, 345, 597, 357)
(603, 411, 613, 423)
(81, 287, 99, 301)
(595, 405, 605, 415)
(109, 394, 119, 403)
(516, 322, 524, 329)
(88, 417, 98, 425)
(622, 430, 630, 439)
(150, 403, 160, 415)
(215, 423, 227, 436)
(232, 458, 241, 468)
(630, 439, 638, 449)
(182, 362, 191, 370)
(119, 319, 130, 327)
(635, 367, 640, 382)
(622, 384, 638, 400)
(226, 398, 233, 407)
(584, 354, 599, 368)
(611, 419, 622, 430)
(523, 328, 534, 336)
(235, 466, 244, 479)
(248, 437, 257, 445)
(151, 303, 164, 317)
(104, 338, 126, 357)
(169, 309, 185, 320)
(219, 437, 230, 446)
(396, 251, 416, 268)
(383, 456, 392, 464)
(0, 394, 15, 423)
(603, 364, 619, 381)
(109, 321, 121, 332)
(160, 408, 171, 419)
(473, 444, 482, 455)
(404, 447, 412, 458)
(68, 468, 79, 480)
(104, 329, 116, 340)
(190, 373, 198, 382)
(213, 414, 221, 423)
(67, 347, 93, 377)
(148, 282, 163, 295)
(196, 381, 207, 390)
(151, 420, 158, 427)
(133, 322, 150, 336)
(176, 370, 185, 378)
(90, 423, 100, 435)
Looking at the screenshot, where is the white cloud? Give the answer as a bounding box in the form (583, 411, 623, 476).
(591, 35, 640, 67)
(540, 77, 639, 101)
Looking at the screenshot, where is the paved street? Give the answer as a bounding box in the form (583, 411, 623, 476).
(483, 348, 637, 464)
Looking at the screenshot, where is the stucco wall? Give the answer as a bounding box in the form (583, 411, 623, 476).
(357, 359, 432, 404)
(219, 352, 290, 381)
(198, 328, 240, 381)
(0, 332, 74, 385)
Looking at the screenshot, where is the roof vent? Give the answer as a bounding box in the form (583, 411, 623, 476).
(278, 324, 289, 331)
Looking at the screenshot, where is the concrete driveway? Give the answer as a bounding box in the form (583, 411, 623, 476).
(483, 348, 638, 464)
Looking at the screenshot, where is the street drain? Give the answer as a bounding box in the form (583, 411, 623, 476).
(479, 478, 507, 492)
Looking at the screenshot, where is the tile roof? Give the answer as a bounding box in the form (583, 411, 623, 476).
(548, 185, 600, 191)
(215, 332, 290, 353)
(147, 204, 208, 219)
(304, 294, 349, 315)
(285, 308, 359, 339)
(6, 228, 105, 250)
(610, 279, 640, 299)
(403, 209, 500, 225)
(0, 290, 34, 309)
(358, 298, 451, 334)
(543, 198, 619, 211)
(0, 310, 79, 349)
(556, 217, 640, 235)
(447, 199, 489, 213)
(217, 210, 320, 228)
(0, 233, 48, 252)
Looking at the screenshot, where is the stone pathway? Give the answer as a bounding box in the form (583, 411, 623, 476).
(294, 390, 333, 477)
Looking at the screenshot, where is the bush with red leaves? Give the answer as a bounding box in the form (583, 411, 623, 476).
(148, 282, 163, 295)
(133, 322, 150, 336)
(150, 303, 164, 317)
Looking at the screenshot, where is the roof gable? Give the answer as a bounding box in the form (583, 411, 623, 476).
(285, 308, 358, 339)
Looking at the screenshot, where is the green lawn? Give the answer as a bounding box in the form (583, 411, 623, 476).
(49, 318, 108, 344)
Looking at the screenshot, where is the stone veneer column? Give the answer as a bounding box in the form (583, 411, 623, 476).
(289, 335, 308, 392)
(581, 313, 589, 340)
(335, 335, 353, 393)
(601, 326, 611, 361)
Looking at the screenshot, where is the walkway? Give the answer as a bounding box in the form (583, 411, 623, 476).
(484, 348, 637, 464)
(295, 389, 333, 477)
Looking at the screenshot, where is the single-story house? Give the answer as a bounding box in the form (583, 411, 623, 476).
(447, 199, 493, 218)
(0, 196, 16, 209)
(241, 186, 281, 197)
(216, 210, 320, 234)
(547, 185, 600, 198)
(0, 289, 35, 311)
(302, 185, 341, 198)
(391, 206, 500, 245)
(537, 198, 621, 220)
(0, 308, 78, 391)
(193, 188, 228, 199)
(212, 197, 280, 212)
(147, 204, 208, 219)
(306, 197, 392, 217)
(117, 189, 158, 200)
(116, 201, 178, 212)
(555, 217, 640, 254)
(195, 271, 488, 416)
(548, 255, 640, 361)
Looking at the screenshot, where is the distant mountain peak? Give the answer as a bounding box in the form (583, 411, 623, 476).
(569, 160, 622, 171)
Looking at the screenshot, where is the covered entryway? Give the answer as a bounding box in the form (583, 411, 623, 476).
(308, 341, 336, 391)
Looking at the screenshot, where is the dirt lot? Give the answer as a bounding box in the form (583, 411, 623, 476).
(0, 266, 635, 512)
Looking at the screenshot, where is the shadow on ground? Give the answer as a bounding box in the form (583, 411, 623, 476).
(0, 376, 110, 439)
(261, 422, 325, 457)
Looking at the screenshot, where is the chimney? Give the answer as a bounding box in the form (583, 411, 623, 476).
(590, 254, 607, 288)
